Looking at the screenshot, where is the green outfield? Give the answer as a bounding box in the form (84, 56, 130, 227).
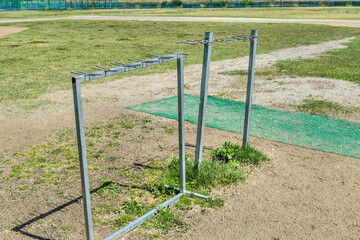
(0, 19, 359, 101)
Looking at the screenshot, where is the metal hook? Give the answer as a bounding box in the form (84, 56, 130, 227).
(128, 58, 147, 67)
(91, 65, 117, 72)
(145, 54, 160, 59)
(213, 38, 235, 43)
(176, 40, 212, 46)
(111, 62, 141, 70)
(164, 51, 189, 57)
(71, 71, 87, 75)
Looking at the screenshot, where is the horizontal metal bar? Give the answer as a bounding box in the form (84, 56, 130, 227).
(114, 62, 141, 68)
(164, 51, 189, 56)
(177, 34, 258, 46)
(72, 53, 179, 84)
(104, 193, 184, 240)
(184, 190, 209, 199)
(164, 185, 209, 199)
(143, 59, 160, 63)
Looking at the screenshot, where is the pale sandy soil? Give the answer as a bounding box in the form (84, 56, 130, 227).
(0, 26, 359, 240)
(0, 26, 27, 37)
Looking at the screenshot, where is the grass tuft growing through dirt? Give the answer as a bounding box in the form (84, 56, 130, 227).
(211, 141, 269, 164)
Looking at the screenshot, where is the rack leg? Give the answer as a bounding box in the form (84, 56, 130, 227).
(243, 30, 258, 147)
(194, 32, 213, 169)
(177, 57, 186, 193)
(73, 81, 94, 240)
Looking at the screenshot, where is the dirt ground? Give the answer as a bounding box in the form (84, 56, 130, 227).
(0, 24, 359, 239)
(0, 26, 28, 37)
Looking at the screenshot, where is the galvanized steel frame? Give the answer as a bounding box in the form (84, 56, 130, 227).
(178, 30, 258, 169)
(72, 52, 208, 240)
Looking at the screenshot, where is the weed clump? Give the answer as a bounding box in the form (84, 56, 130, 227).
(146, 142, 269, 195)
(211, 141, 269, 164)
(148, 156, 245, 193)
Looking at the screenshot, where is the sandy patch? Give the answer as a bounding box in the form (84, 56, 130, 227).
(0, 26, 28, 37)
(254, 77, 360, 107)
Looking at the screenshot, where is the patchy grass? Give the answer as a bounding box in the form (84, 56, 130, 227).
(274, 37, 360, 84)
(162, 125, 174, 134)
(2, 99, 61, 112)
(0, 20, 359, 101)
(220, 69, 274, 77)
(296, 99, 358, 116)
(144, 206, 190, 234)
(221, 36, 360, 86)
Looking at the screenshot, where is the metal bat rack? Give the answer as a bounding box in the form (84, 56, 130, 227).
(177, 30, 258, 169)
(72, 51, 208, 240)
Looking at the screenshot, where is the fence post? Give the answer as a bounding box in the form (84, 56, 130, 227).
(242, 29, 258, 147)
(194, 31, 213, 169)
(73, 79, 94, 240)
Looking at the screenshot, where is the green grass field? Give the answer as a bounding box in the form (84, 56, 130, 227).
(0, 20, 359, 101)
(1, 8, 360, 239)
(1, 7, 360, 20)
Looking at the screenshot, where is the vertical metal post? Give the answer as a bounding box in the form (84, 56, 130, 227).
(177, 57, 186, 193)
(194, 32, 213, 169)
(242, 29, 258, 147)
(72, 79, 94, 240)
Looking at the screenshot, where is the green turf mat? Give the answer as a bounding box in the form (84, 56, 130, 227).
(127, 94, 360, 159)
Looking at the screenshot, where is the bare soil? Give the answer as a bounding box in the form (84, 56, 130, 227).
(0, 26, 27, 37)
(0, 27, 359, 240)
(177, 135, 360, 240)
